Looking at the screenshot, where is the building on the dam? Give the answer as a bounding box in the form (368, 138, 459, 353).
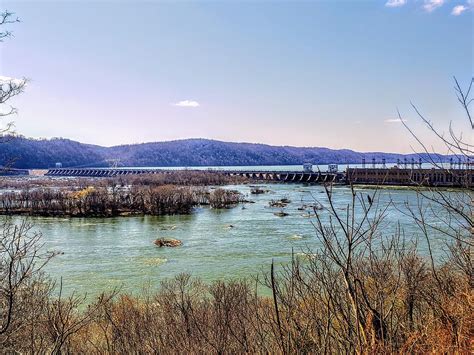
(347, 166, 473, 188)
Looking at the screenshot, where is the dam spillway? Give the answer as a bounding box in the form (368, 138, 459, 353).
(44, 168, 346, 184)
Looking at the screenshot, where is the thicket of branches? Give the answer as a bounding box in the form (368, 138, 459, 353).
(0, 170, 247, 217)
(0, 183, 244, 217)
(0, 10, 25, 142)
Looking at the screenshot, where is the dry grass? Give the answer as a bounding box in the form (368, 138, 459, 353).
(1, 260, 471, 353)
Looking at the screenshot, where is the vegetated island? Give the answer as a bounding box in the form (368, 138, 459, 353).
(0, 171, 249, 217)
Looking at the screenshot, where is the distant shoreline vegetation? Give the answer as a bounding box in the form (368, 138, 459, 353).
(0, 135, 452, 169)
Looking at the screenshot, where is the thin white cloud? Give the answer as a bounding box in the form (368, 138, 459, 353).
(385, 0, 407, 7)
(452, 5, 468, 15)
(452, 1, 474, 15)
(385, 118, 408, 123)
(423, 0, 445, 12)
(173, 100, 200, 108)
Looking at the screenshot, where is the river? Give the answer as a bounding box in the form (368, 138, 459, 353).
(9, 182, 454, 297)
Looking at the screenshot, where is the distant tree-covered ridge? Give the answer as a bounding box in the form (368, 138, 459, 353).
(1, 135, 447, 169)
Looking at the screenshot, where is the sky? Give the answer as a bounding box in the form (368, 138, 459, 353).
(0, 0, 472, 153)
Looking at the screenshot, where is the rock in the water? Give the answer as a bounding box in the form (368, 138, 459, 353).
(119, 211, 134, 216)
(269, 198, 291, 208)
(250, 186, 269, 194)
(269, 200, 287, 208)
(154, 238, 182, 247)
(274, 211, 289, 217)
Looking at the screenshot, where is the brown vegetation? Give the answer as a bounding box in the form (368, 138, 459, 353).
(208, 188, 243, 209)
(0, 219, 471, 353)
(0, 174, 247, 216)
(121, 170, 248, 187)
(0, 170, 247, 190)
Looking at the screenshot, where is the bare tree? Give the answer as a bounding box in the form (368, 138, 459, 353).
(0, 221, 55, 342)
(0, 10, 53, 348)
(398, 77, 473, 271)
(0, 10, 26, 138)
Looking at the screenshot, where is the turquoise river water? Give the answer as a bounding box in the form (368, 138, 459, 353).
(9, 183, 453, 297)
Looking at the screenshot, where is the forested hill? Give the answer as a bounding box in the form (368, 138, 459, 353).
(1, 136, 440, 169)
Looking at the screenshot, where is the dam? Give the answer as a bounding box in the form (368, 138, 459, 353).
(41, 166, 473, 188)
(44, 167, 346, 183)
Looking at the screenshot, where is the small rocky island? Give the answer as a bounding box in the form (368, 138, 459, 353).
(154, 238, 183, 247)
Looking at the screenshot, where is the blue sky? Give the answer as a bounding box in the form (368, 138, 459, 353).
(1, 0, 472, 153)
